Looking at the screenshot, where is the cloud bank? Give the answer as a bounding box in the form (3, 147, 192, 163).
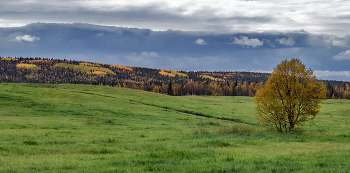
(0, 0, 349, 35)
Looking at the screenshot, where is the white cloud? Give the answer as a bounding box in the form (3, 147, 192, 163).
(276, 37, 295, 46)
(232, 36, 263, 48)
(308, 36, 349, 48)
(125, 52, 159, 59)
(0, 19, 27, 27)
(253, 70, 272, 73)
(139, 51, 159, 58)
(333, 50, 350, 60)
(314, 70, 350, 77)
(331, 39, 348, 47)
(14, 34, 40, 42)
(195, 38, 207, 45)
(124, 51, 159, 67)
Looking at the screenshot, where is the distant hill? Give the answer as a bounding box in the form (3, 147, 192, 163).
(0, 57, 349, 99)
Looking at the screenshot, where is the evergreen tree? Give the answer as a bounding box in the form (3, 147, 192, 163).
(167, 81, 174, 96)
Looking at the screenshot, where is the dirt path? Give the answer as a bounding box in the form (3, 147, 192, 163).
(142, 101, 254, 126)
(175, 111, 253, 126)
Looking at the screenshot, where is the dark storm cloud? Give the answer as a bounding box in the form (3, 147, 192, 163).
(2, 0, 349, 35)
(0, 6, 275, 33)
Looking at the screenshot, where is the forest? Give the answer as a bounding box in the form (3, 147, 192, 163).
(0, 56, 349, 99)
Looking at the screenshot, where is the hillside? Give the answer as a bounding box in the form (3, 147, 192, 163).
(0, 83, 349, 172)
(0, 57, 270, 83)
(1, 57, 349, 98)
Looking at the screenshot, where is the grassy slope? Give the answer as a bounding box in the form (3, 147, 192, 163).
(0, 83, 349, 172)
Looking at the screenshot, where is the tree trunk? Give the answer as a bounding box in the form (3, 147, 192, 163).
(289, 123, 295, 133)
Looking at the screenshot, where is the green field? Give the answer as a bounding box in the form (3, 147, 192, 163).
(0, 83, 349, 172)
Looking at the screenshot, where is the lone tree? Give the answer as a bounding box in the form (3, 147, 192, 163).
(255, 59, 326, 133)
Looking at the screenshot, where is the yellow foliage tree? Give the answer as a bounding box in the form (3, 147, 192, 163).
(151, 86, 160, 93)
(255, 59, 327, 133)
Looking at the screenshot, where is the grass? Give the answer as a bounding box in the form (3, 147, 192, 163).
(0, 83, 349, 172)
(16, 63, 41, 70)
(54, 63, 116, 75)
(110, 64, 133, 71)
(159, 69, 188, 77)
(1, 58, 18, 61)
(200, 74, 225, 81)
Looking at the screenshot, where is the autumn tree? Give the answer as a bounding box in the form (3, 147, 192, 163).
(151, 86, 160, 93)
(255, 59, 326, 133)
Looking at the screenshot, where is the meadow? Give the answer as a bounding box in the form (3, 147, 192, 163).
(0, 83, 349, 172)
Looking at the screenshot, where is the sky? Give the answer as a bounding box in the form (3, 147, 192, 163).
(0, 0, 350, 81)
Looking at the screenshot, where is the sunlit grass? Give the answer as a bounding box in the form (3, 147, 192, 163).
(91, 71, 107, 75)
(26, 59, 54, 63)
(159, 69, 188, 77)
(200, 74, 225, 81)
(110, 64, 133, 71)
(1, 57, 18, 61)
(79, 62, 102, 67)
(54, 63, 116, 75)
(0, 83, 349, 172)
(16, 63, 41, 70)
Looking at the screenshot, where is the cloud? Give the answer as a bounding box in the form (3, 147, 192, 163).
(276, 37, 295, 46)
(232, 36, 263, 48)
(333, 50, 350, 60)
(125, 52, 159, 60)
(314, 70, 350, 81)
(307, 35, 349, 48)
(331, 39, 348, 47)
(14, 34, 40, 42)
(1, 0, 350, 35)
(124, 51, 159, 67)
(140, 51, 159, 58)
(195, 38, 207, 45)
(314, 70, 350, 77)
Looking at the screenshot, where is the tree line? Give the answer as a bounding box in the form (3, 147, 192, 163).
(0, 57, 349, 99)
